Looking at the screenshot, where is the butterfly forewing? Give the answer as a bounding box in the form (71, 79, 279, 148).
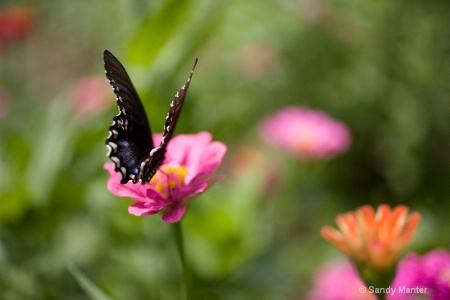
(104, 50, 197, 184)
(104, 50, 155, 184)
(140, 58, 198, 183)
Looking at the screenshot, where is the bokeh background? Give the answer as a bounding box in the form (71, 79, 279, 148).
(1, 0, 449, 299)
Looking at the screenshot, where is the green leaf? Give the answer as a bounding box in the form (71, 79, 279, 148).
(68, 264, 115, 300)
(127, 0, 194, 66)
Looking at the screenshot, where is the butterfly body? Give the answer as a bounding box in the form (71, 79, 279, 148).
(104, 50, 197, 184)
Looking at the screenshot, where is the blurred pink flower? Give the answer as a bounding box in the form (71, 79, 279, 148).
(0, 5, 36, 44)
(259, 106, 351, 160)
(391, 249, 450, 300)
(308, 250, 450, 300)
(71, 76, 111, 114)
(105, 132, 226, 223)
(307, 260, 376, 300)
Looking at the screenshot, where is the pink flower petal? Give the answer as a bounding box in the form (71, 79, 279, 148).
(166, 132, 212, 164)
(104, 163, 148, 202)
(308, 260, 376, 300)
(128, 202, 163, 216)
(152, 133, 163, 148)
(170, 174, 224, 201)
(166, 132, 227, 182)
(186, 141, 227, 181)
(162, 205, 186, 223)
(145, 189, 167, 202)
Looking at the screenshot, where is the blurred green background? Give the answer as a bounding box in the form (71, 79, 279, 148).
(1, 0, 449, 299)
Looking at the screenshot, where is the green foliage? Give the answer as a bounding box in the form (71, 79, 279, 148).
(0, 0, 449, 299)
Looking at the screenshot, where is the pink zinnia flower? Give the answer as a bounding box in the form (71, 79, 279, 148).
(259, 106, 351, 159)
(308, 257, 438, 300)
(311, 250, 450, 300)
(308, 260, 376, 300)
(105, 132, 226, 223)
(391, 249, 450, 300)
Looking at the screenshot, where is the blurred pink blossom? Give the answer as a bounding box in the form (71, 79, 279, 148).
(307, 260, 376, 300)
(71, 76, 111, 114)
(391, 249, 450, 300)
(259, 106, 351, 159)
(105, 132, 226, 223)
(308, 250, 450, 300)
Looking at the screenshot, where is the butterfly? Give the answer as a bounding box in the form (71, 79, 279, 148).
(104, 50, 197, 184)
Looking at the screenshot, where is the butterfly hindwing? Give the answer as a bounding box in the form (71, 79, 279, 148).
(104, 50, 197, 184)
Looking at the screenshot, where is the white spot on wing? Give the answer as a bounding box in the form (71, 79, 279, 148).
(111, 156, 121, 168)
(149, 146, 161, 156)
(120, 167, 127, 177)
(108, 142, 118, 153)
(106, 144, 112, 156)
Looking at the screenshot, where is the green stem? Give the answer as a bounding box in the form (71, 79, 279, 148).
(357, 264, 395, 300)
(172, 221, 189, 300)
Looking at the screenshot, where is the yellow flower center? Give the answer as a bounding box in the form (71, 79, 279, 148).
(150, 164, 189, 198)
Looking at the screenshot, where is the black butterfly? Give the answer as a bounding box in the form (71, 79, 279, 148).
(104, 50, 197, 184)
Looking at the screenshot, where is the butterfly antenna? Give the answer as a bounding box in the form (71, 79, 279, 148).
(157, 168, 173, 200)
(192, 58, 198, 70)
(187, 58, 198, 82)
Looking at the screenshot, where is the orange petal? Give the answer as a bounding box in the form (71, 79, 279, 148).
(320, 226, 354, 255)
(398, 212, 421, 245)
(387, 205, 409, 241)
(337, 213, 359, 239)
(357, 205, 376, 239)
(376, 204, 393, 243)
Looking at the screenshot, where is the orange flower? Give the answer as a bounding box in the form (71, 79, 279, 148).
(321, 204, 421, 270)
